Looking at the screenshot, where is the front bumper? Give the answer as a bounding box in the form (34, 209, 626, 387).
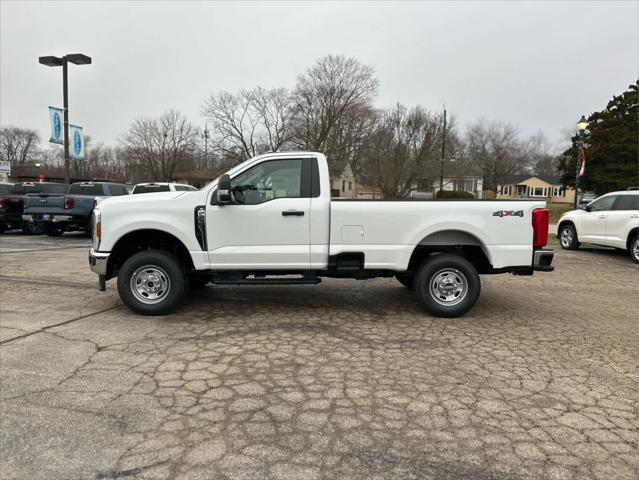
(89, 248, 110, 276)
(533, 248, 554, 272)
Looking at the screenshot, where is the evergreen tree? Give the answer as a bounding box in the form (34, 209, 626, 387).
(559, 81, 638, 194)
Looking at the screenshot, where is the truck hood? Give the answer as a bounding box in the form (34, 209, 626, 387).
(100, 191, 186, 206)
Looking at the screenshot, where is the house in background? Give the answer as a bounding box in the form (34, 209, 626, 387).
(497, 174, 575, 204)
(329, 163, 357, 198)
(410, 176, 484, 199)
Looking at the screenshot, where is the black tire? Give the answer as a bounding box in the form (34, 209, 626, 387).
(84, 218, 93, 238)
(559, 223, 580, 250)
(414, 254, 481, 318)
(23, 221, 44, 235)
(117, 249, 187, 315)
(46, 224, 65, 237)
(0, 223, 6, 234)
(395, 273, 414, 289)
(629, 234, 639, 264)
(188, 273, 212, 290)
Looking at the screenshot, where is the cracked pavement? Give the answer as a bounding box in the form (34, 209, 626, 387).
(0, 233, 637, 479)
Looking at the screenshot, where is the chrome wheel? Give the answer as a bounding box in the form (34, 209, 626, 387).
(632, 237, 639, 262)
(560, 227, 574, 248)
(130, 265, 171, 305)
(429, 268, 468, 307)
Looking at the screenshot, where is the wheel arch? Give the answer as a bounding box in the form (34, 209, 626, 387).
(106, 229, 195, 279)
(407, 229, 492, 274)
(627, 227, 639, 249)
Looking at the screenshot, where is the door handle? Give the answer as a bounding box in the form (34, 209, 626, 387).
(598, 215, 607, 219)
(282, 210, 304, 216)
(631, 214, 639, 219)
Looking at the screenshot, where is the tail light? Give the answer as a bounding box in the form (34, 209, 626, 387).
(64, 196, 74, 210)
(532, 208, 549, 248)
(92, 198, 97, 208)
(22, 198, 27, 208)
(0, 197, 7, 209)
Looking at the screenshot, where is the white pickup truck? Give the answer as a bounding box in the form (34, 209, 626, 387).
(89, 152, 554, 317)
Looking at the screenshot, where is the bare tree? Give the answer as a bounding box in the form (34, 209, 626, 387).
(202, 87, 292, 163)
(522, 131, 560, 176)
(466, 120, 525, 193)
(359, 104, 456, 198)
(121, 110, 199, 181)
(290, 55, 378, 172)
(0, 126, 41, 165)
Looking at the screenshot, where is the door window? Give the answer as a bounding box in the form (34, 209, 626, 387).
(588, 196, 617, 212)
(612, 195, 639, 211)
(230, 159, 303, 205)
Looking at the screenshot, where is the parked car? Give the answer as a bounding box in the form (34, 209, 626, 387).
(132, 182, 197, 194)
(557, 191, 639, 263)
(23, 181, 129, 237)
(89, 151, 554, 317)
(0, 181, 68, 234)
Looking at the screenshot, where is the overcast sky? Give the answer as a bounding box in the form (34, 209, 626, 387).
(1, 1, 637, 154)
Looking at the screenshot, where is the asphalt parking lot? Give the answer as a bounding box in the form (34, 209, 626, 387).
(0, 233, 637, 480)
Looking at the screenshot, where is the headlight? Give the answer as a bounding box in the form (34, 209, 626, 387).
(92, 208, 101, 250)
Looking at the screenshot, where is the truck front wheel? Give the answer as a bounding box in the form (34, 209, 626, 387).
(117, 250, 187, 315)
(414, 254, 481, 318)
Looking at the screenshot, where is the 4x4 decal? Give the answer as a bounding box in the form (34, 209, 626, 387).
(493, 210, 524, 217)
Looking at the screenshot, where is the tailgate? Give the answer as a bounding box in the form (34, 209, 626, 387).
(24, 194, 66, 214)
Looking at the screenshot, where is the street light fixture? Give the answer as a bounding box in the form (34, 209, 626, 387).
(38, 53, 92, 184)
(573, 115, 589, 209)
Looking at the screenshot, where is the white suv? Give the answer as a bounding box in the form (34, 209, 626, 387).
(558, 191, 639, 263)
(132, 182, 197, 194)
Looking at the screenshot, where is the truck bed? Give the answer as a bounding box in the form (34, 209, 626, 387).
(329, 199, 545, 269)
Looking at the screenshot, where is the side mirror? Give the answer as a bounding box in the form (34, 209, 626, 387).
(216, 174, 232, 204)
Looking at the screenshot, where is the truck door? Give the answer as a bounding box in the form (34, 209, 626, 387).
(205, 157, 312, 269)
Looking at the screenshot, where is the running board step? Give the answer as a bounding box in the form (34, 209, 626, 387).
(212, 277, 321, 286)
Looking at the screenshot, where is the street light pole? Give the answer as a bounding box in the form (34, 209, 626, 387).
(39, 53, 92, 185)
(62, 57, 70, 185)
(572, 115, 589, 210)
(439, 103, 447, 197)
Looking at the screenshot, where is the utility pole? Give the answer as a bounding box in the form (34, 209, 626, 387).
(439, 103, 447, 197)
(203, 121, 209, 167)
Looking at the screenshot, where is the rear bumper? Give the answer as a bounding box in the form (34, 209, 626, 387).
(89, 248, 109, 276)
(23, 214, 74, 223)
(533, 248, 554, 272)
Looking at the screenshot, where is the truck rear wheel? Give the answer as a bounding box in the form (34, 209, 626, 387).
(117, 250, 187, 315)
(414, 254, 481, 318)
(23, 221, 44, 235)
(46, 224, 65, 237)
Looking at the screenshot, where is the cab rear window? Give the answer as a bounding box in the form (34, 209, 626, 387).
(133, 185, 171, 194)
(68, 183, 103, 195)
(10, 183, 67, 194)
